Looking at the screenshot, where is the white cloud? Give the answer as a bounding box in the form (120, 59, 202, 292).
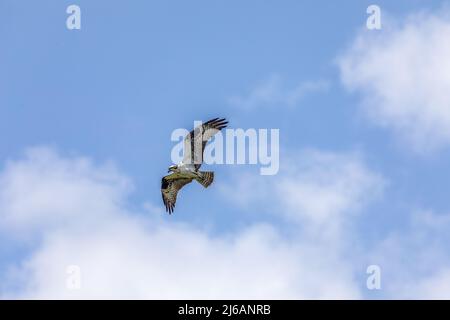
(367, 210, 450, 299)
(10, 221, 362, 299)
(338, 10, 450, 151)
(0, 147, 131, 238)
(220, 150, 385, 241)
(414, 269, 450, 299)
(2, 147, 450, 299)
(0, 147, 362, 299)
(229, 75, 328, 110)
(221, 150, 450, 299)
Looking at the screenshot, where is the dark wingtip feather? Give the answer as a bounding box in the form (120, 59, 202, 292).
(204, 118, 219, 125)
(209, 118, 228, 130)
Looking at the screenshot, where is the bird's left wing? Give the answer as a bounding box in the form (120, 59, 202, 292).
(182, 118, 228, 169)
(161, 174, 193, 214)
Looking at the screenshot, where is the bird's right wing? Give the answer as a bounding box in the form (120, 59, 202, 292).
(161, 174, 193, 214)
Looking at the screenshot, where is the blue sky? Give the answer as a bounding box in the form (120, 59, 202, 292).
(1, 0, 450, 299)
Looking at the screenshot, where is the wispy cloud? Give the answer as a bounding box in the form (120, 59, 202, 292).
(228, 75, 329, 110)
(338, 9, 450, 152)
(0, 147, 131, 238)
(220, 149, 385, 243)
(367, 209, 450, 299)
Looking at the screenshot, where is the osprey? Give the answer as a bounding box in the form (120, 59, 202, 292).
(161, 118, 228, 214)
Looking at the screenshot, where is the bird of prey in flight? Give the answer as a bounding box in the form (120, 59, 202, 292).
(161, 118, 228, 214)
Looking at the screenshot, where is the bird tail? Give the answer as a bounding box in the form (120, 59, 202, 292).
(196, 171, 214, 188)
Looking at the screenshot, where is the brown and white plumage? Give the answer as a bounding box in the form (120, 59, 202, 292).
(161, 174, 193, 214)
(183, 118, 228, 170)
(161, 118, 227, 214)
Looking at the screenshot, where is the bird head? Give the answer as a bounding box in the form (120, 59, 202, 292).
(168, 165, 178, 173)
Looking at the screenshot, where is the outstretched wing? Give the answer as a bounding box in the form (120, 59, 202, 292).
(182, 118, 228, 170)
(161, 174, 193, 214)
